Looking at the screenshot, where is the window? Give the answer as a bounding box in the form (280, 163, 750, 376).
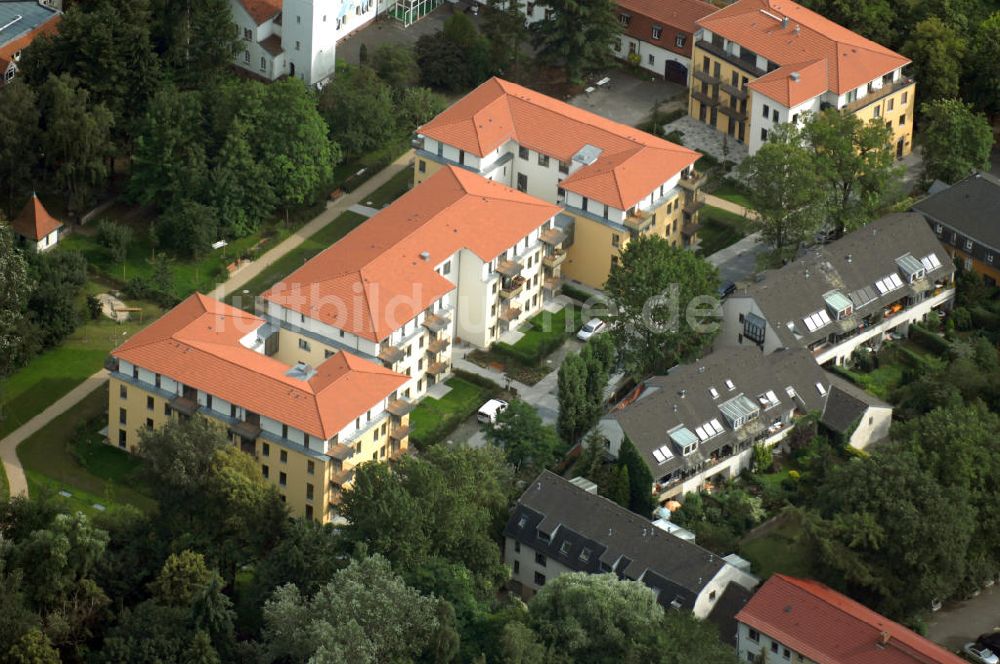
(305, 505, 313, 520)
(280, 450, 288, 463)
(748, 629, 759, 643)
(559, 160, 570, 174)
(243, 50, 250, 64)
(164, 403, 172, 416)
(652, 25, 662, 40)
(243, 28, 252, 40)
(535, 552, 547, 566)
(119, 408, 127, 425)
(324, 349, 334, 359)
(873, 105, 881, 118)
(989, 254, 995, 264)
(771, 642, 779, 654)
(783, 648, 791, 659)
(648, 54, 655, 65)
(886, 121, 893, 131)
(297, 15, 301, 23)
(935, 223, 942, 234)
(888, 98, 894, 111)
(306, 483, 314, 500)
(614, 38, 622, 52)
(619, 13, 630, 26)
(146, 418, 153, 429)
(538, 153, 549, 167)
(262, 443, 270, 457)
(513, 560, 520, 574)
(120, 385, 127, 399)
(534, 572, 546, 586)
(517, 173, 528, 192)
(760, 128, 768, 141)
(262, 464, 269, 478)
(458, 149, 465, 165)
(966, 239, 974, 251)
(675, 33, 686, 48)
(612, 234, 620, 248)
(579, 547, 591, 562)
(902, 91, 908, 104)
(146, 396, 154, 410)
(260, 56, 266, 72)
(514, 540, 521, 552)
(298, 338, 310, 351)
(279, 472, 287, 486)
(709, 590, 717, 601)
(418, 160, 426, 173)
(295, 41, 301, 51)
(118, 430, 127, 448)
(442, 260, 451, 275)
(899, 114, 906, 126)
(762, 104, 770, 118)
(772, 109, 778, 122)
(307, 460, 315, 475)
(518, 146, 529, 160)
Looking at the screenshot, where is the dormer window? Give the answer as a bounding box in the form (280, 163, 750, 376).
(537, 529, 550, 543)
(559, 540, 571, 556)
(579, 548, 592, 562)
(517, 515, 528, 528)
(823, 290, 853, 321)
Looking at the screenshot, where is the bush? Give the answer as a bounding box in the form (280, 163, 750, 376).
(908, 323, 951, 356)
(409, 370, 503, 449)
(491, 335, 566, 368)
(561, 283, 600, 304)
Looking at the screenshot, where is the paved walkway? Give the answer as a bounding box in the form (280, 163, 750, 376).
(0, 152, 416, 499)
(704, 193, 757, 219)
(663, 115, 749, 166)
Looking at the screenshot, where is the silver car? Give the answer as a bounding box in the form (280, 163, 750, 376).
(576, 318, 606, 342)
(963, 643, 1000, 664)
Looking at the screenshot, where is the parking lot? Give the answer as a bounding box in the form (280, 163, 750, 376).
(926, 584, 1000, 653)
(337, 3, 480, 67)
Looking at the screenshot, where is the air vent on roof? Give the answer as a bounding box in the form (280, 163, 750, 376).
(793, 24, 800, 34)
(419, 251, 430, 261)
(285, 361, 317, 381)
(781, 16, 789, 28)
(790, 71, 800, 82)
(679, 389, 687, 398)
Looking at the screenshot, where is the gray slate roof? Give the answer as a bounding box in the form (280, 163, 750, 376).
(732, 212, 953, 350)
(913, 172, 1000, 251)
(0, 1, 58, 48)
(820, 374, 888, 433)
(504, 471, 728, 611)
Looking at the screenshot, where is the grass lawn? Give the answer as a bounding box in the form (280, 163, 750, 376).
(409, 377, 493, 444)
(511, 306, 583, 357)
(698, 205, 753, 256)
(0, 299, 162, 441)
(18, 385, 155, 515)
(739, 513, 815, 580)
(710, 179, 753, 209)
(229, 211, 368, 306)
(357, 168, 412, 209)
(837, 364, 905, 400)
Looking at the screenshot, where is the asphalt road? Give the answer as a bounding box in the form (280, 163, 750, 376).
(926, 584, 1000, 652)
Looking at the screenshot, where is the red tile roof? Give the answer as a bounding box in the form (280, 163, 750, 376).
(418, 77, 700, 209)
(697, 0, 910, 96)
(0, 12, 60, 72)
(617, 0, 717, 56)
(112, 294, 406, 440)
(11, 193, 62, 241)
(238, 0, 281, 25)
(263, 166, 560, 342)
(748, 58, 828, 107)
(736, 575, 965, 664)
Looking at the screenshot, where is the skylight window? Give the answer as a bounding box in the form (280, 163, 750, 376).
(652, 444, 674, 464)
(815, 382, 827, 396)
(709, 387, 719, 400)
(695, 426, 709, 441)
(785, 386, 797, 399)
(518, 515, 528, 528)
(708, 418, 724, 435)
(921, 253, 942, 271)
(802, 309, 832, 333)
(559, 540, 572, 555)
(579, 548, 591, 562)
(725, 379, 735, 391)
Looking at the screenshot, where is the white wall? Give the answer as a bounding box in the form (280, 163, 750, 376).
(690, 565, 758, 619)
(612, 35, 691, 78)
(847, 405, 892, 449)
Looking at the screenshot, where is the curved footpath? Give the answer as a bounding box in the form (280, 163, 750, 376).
(0, 151, 415, 498)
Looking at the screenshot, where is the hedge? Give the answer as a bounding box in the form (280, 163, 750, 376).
(908, 323, 951, 356)
(409, 371, 503, 449)
(491, 335, 565, 368)
(561, 283, 604, 304)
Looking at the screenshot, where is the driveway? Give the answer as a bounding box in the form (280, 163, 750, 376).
(568, 71, 686, 127)
(926, 584, 1000, 652)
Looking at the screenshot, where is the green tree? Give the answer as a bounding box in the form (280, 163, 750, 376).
(148, 550, 216, 607)
(96, 220, 134, 265)
(617, 437, 654, 516)
(605, 464, 630, 507)
(580, 341, 610, 425)
(371, 43, 420, 90)
(738, 126, 826, 249)
(605, 235, 719, 377)
(530, 0, 622, 83)
(902, 17, 967, 103)
(399, 86, 448, 129)
(319, 66, 398, 156)
(6, 628, 60, 664)
(98, 601, 217, 664)
(966, 13, 1000, 118)
(128, 87, 208, 210)
(0, 223, 30, 377)
(38, 73, 116, 214)
(487, 399, 563, 473)
(801, 110, 899, 238)
(153, 200, 219, 258)
(920, 99, 993, 184)
(499, 621, 549, 664)
(557, 352, 590, 444)
(150, 0, 241, 85)
(797, 0, 897, 47)
(24, 250, 87, 349)
(0, 82, 40, 217)
(210, 117, 276, 238)
(262, 555, 453, 664)
(416, 14, 493, 92)
(482, 0, 531, 78)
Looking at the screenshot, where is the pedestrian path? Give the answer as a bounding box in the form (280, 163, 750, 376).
(347, 204, 380, 217)
(704, 193, 758, 219)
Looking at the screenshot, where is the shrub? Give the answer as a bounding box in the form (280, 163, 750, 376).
(908, 323, 951, 356)
(951, 307, 972, 331)
(561, 283, 598, 304)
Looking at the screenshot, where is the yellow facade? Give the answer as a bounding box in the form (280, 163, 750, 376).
(106, 374, 409, 523)
(688, 43, 915, 157)
(946, 247, 1000, 285)
(414, 157, 444, 186)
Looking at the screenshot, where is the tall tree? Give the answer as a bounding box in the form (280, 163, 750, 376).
(738, 126, 826, 250)
(617, 437, 654, 516)
(902, 17, 967, 104)
(0, 223, 30, 378)
(370, 44, 420, 90)
(604, 235, 719, 378)
(966, 13, 1000, 119)
(920, 99, 993, 184)
(416, 14, 493, 92)
(557, 352, 591, 444)
(25, 250, 88, 349)
(531, 0, 622, 83)
(38, 74, 116, 214)
(801, 110, 899, 238)
(150, 0, 241, 86)
(319, 66, 399, 156)
(0, 82, 40, 217)
(487, 399, 563, 473)
(482, 0, 531, 79)
(210, 118, 275, 238)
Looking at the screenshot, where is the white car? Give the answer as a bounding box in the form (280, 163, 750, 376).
(577, 318, 607, 341)
(964, 643, 1000, 664)
(477, 399, 508, 425)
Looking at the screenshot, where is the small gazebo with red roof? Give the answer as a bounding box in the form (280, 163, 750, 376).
(11, 193, 63, 251)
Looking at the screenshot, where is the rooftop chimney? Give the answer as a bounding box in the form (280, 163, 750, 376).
(879, 631, 891, 646)
(793, 24, 800, 34)
(781, 16, 789, 28)
(419, 251, 430, 261)
(790, 71, 800, 82)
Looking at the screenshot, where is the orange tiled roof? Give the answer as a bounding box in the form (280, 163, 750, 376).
(748, 58, 828, 107)
(263, 166, 560, 342)
(736, 575, 965, 664)
(618, 0, 716, 35)
(11, 193, 62, 241)
(238, 0, 281, 25)
(697, 0, 910, 96)
(112, 294, 406, 440)
(418, 77, 700, 209)
(0, 13, 60, 73)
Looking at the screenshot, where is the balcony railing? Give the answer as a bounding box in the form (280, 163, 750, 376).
(683, 196, 706, 216)
(842, 77, 915, 115)
(695, 39, 766, 78)
(624, 209, 654, 233)
(540, 227, 567, 247)
(718, 104, 747, 122)
(500, 275, 526, 299)
(679, 170, 707, 191)
(692, 68, 720, 85)
(389, 424, 411, 441)
(496, 258, 522, 278)
(378, 344, 404, 365)
(427, 336, 450, 354)
(690, 89, 719, 107)
(499, 306, 521, 323)
(543, 249, 566, 269)
(426, 361, 449, 376)
(719, 81, 748, 99)
(422, 313, 450, 333)
(386, 398, 415, 417)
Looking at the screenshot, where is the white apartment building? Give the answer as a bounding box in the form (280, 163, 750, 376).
(261, 165, 561, 401)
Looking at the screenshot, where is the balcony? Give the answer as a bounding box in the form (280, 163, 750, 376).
(682, 222, 701, 238)
(499, 306, 521, 324)
(543, 276, 561, 294)
(389, 424, 411, 441)
(386, 398, 415, 417)
(426, 361, 449, 376)
(718, 104, 747, 122)
(378, 344, 404, 365)
(427, 336, 450, 354)
(696, 39, 766, 78)
(330, 467, 355, 487)
(543, 249, 566, 269)
(842, 77, 915, 115)
(540, 227, 567, 247)
(169, 395, 200, 417)
(328, 443, 355, 462)
(496, 258, 522, 278)
(690, 89, 719, 107)
(624, 209, 654, 233)
(683, 195, 706, 216)
(679, 170, 707, 191)
(228, 420, 262, 441)
(422, 313, 450, 333)
(719, 81, 748, 99)
(499, 275, 526, 299)
(692, 68, 720, 85)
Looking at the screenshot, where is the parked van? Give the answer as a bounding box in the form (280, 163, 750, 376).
(477, 399, 508, 425)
